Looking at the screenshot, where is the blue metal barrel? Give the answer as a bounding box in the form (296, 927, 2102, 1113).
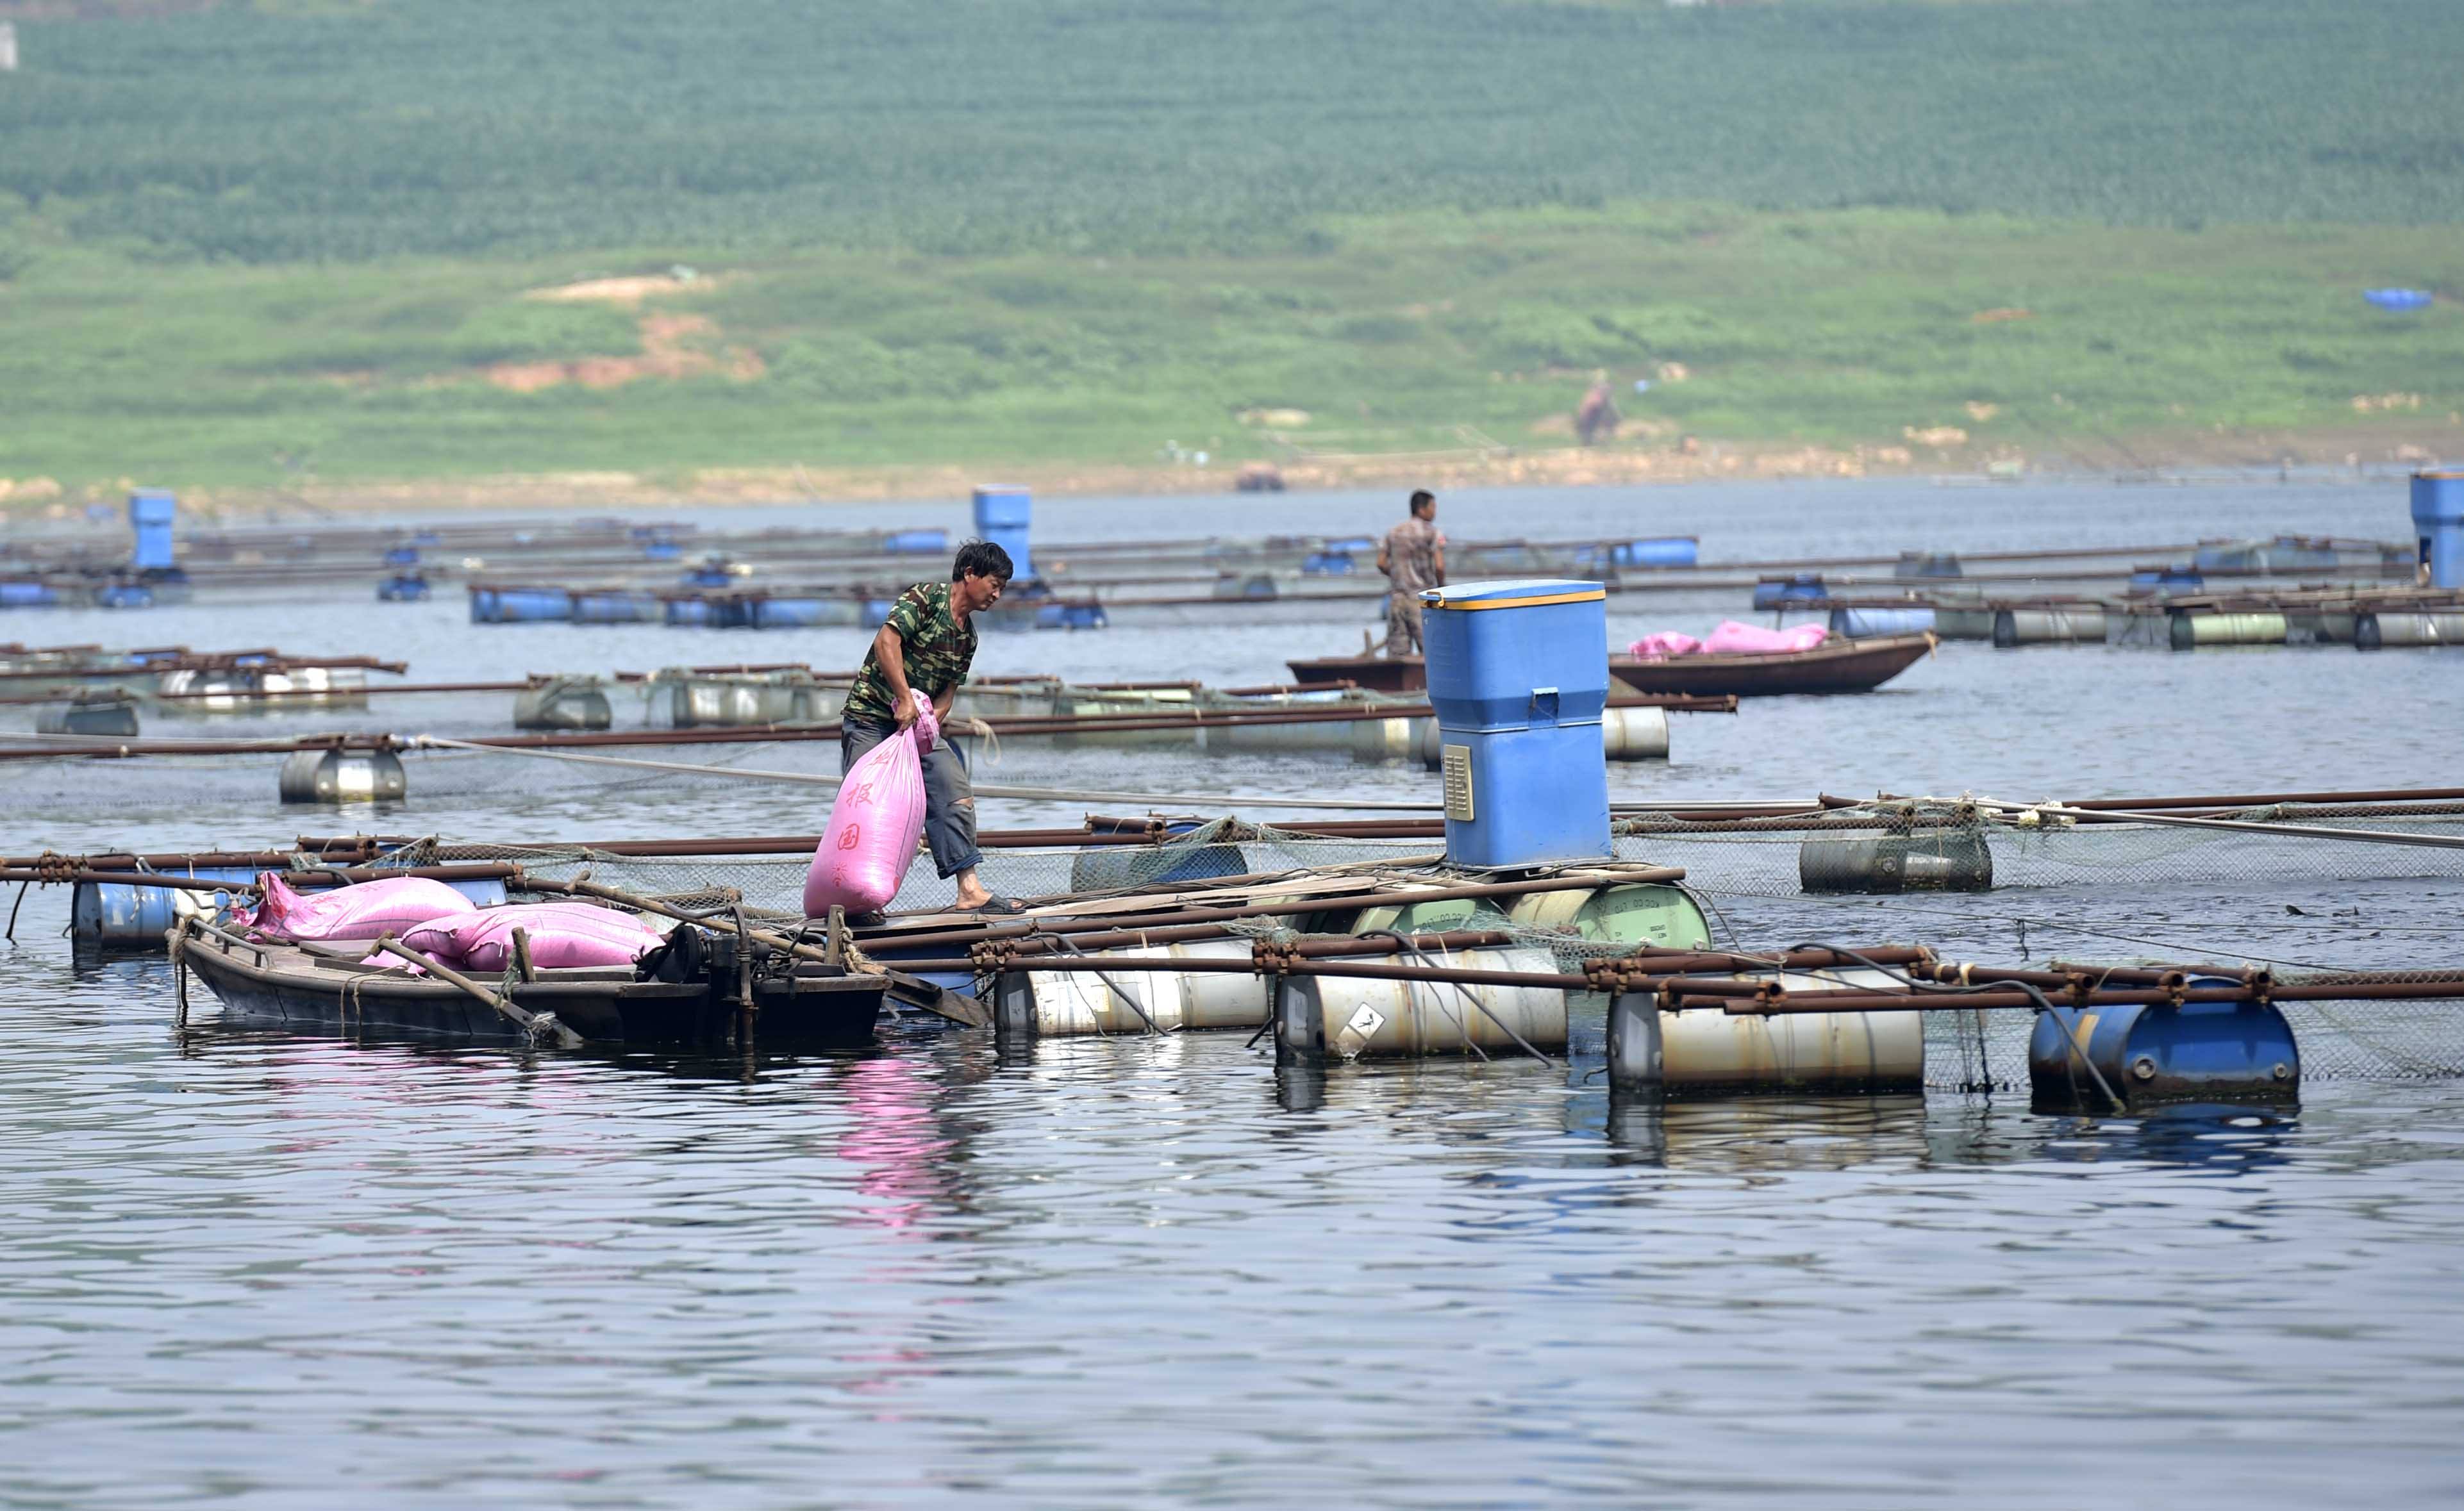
(1751, 574, 1826, 611)
(2029, 985, 2299, 1114)
(1611, 537, 1699, 568)
(1301, 550, 1355, 575)
(663, 597, 712, 627)
(972, 486, 1032, 579)
(382, 545, 420, 566)
(71, 875, 507, 950)
(751, 596, 861, 629)
(1423, 579, 1611, 869)
(1, 581, 62, 608)
(92, 582, 155, 609)
(642, 539, 682, 561)
(572, 590, 657, 623)
(861, 599, 895, 629)
(883, 529, 950, 555)
(378, 574, 431, 602)
(1827, 606, 1935, 638)
(470, 586, 573, 623)
(2412, 472, 2464, 588)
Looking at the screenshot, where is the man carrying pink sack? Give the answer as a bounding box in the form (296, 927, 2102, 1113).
(833, 538, 1024, 921)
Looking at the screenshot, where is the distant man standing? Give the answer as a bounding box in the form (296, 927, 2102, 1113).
(1376, 489, 1445, 657)
(840, 539, 1024, 916)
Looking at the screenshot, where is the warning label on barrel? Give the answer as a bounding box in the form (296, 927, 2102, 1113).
(1442, 744, 1474, 821)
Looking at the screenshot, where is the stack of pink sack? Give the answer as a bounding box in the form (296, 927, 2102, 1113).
(388, 902, 672, 972)
(237, 872, 474, 941)
(1627, 622, 1828, 658)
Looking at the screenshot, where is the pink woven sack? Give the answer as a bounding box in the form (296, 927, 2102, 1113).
(1626, 631, 1702, 660)
(239, 872, 474, 941)
(1703, 620, 1829, 655)
(804, 691, 940, 917)
(399, 902, 669, 971)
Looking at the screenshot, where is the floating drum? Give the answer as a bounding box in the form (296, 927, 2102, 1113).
(0, 581, 62, 608)
(1348, 881, 1711, 955)
(1751, 575, 1826, 611)
(1617, 968, 1925, 1097)
(750, 596, 862, 629)
(1799, 832, 1992, 893)
(37, 697, 139, 737)
(571, 590, 658, 624)
(2356, 611, 2464, 649)
(71, 867, 256, 950)
(2170, 611, 2288, 650)
(512, 677, 613, 731)
(1993, 607, 2106, 647)
(1611, 538, 1699, 569)
(883, 529, 950, 555)
(1212, 573, 1279, 601)
(667, 678, 824, 727)
(278, 747, 408, 804)
(1273, 946, 1565, 1062)
(2029, 991, 2299, 1114)
(1829, 607, 1935, 639)
(993, 940, 1269, 1037)
(1931, 604, 1997, 640)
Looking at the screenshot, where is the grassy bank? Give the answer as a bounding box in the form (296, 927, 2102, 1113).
(0, 0, 2458, 499)
(3, 207, 2459, 495)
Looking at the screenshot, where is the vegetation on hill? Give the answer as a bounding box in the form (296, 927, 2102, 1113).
(0, 0, 2457, 495)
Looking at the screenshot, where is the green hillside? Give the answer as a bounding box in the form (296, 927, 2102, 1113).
(0, 0, 2458, 495)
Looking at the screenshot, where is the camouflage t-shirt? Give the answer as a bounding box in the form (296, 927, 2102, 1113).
(1382, 516, 1444, 596)
(844, 581, 978, 723)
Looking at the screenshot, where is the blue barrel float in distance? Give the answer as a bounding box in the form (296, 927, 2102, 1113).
(972, 486, 1032, 579)
(883, 529, 950, 556)
(1611, 537, 1699, 569)
(1750, 574, 1826, 611)
(378, 575, 430, 602)
(1423, 579, 1612, 870)
(2412, 472, 2464, 589)
(2365, 288, 2433, 312)
(128, 489, 176, 570)
(1828, 606, 1935, 639)
(383, 545, 420, 567)
(1, 581, 62, 608)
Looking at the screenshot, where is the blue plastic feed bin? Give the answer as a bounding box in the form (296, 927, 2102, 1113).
(1422, 579, 1613, 869)
(2413, 472, 2464, 589)
(128, 490, 176, 571)
(972, 486, 1032, 579)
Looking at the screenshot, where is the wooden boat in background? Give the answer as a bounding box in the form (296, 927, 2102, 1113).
(1292, 633, 1935, 699)
(1610, 633, 1936, 697)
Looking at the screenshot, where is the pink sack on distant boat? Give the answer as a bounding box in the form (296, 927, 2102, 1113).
(804, 691, 939, 918)
(238, 871, 474, 942)
(1703, 620, 1829, 655)
(1627, 631, 1702, 660)
(399, 902, 669, 971)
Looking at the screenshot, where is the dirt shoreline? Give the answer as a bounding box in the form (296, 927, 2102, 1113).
(6, 424, 2454, 520)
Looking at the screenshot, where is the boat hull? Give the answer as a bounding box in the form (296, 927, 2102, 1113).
(1609, 634, 1936, 697)
(179, 927, 886, 1047)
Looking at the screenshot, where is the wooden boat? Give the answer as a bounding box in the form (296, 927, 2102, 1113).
(1610, 633, 1936, 697)
(172, 916, 894, 1047)
(1294, 632, 1935, 698)
(1285, 654, 1426, 693)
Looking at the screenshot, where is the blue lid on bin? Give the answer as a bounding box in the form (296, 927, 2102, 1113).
(1422, 578, 1607, 610)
